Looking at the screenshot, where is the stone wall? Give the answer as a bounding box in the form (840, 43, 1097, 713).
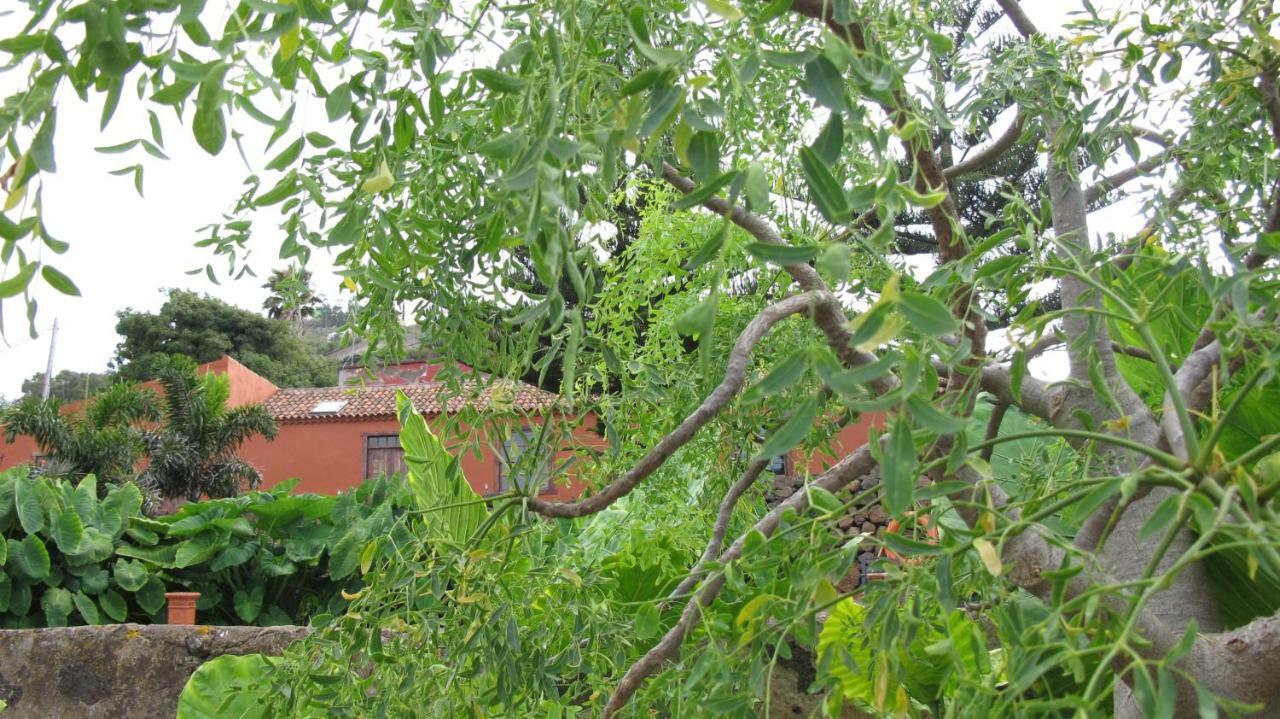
(0, 624, 306, 718)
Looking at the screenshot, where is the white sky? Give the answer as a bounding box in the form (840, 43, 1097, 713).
(0, 2, 1120, 399)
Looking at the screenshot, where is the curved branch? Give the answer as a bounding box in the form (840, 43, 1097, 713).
(526, 292, 837, 518)
(659, 164, 898, 397)
(1084, 148, 1178, 206)
(664, 458, 768, 607)
(943, 112, 1027, 180)
(601, 440, 882, 718)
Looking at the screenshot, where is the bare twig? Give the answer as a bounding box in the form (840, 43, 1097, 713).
(1084, 148, 1179, 206)
(980, 402, 1010, 462)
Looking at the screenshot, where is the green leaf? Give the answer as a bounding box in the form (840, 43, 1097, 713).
(816, 243, 851, 284)
(881, 532, 944, 556)
(193, 64, 228, 155)
(1138, 493, 1182, 540)
(744, 162, 770, 212)
(635, 603, 660, 640)
(30, 112, 56, 172)
(136, 576, 165, 615)
(472, 68, 526, 94)
(114, 559, 150, 591)
(688, 131, 721, 183)
(177, 654, 274, 719)
(14, 477, 45, 534)
(799, 147, 850, 223)
(234, 585, 265, 623)
(744, 349, 810, 402)
(627, 7, 684, 65)
(52, 508, 85, 554)
(73, 591, 101, 625)
(804, 56, 846, 110)
(10, 536, 50, 580)
(882, 418, 916, 515)
(811, 111, 843, 165)
(325, 83, 352, 121)
(0, 261, 39, 298)
(755, 395, 820, 460)
(898, 182, 948, 209)
(43, 586, 73, 627)
(807, 486, 843, 514)
(39, 265, 80, 296)
(265, 137, 304, 170)
(906, 396, 971, 434)
(744, 242, 819, 265)
(477, 129, 526, 160)
(899, 291, 958, 336)
(98, 589, 127, 622)
(672, 171, 737, 210)
(674, 294, 718, 337)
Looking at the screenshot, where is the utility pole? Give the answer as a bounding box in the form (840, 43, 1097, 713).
(40, 318, 58, 401)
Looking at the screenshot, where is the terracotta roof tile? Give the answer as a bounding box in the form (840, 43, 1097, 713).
(264, 380, 559, 423)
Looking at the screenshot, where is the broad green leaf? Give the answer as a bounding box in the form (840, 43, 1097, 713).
(811, 111, 844, 164)
(136, 576, 166, 615)
(816, 243, 851, 284)
(899, 291, 958, 335)
(14, 476, 45, 534)
(882, 418, 916, 515)
(744, 161, 770, 212)
(10, 536, 50, 580)
(42, 586, 73, 627)
(73, 591, 101, 625)
(177, 654, 274, 719)
(98, 589, 127, 622)
(755, 395, 820, 459)
(799, 147, 850, 223)
(472, 68, 526, 94)
(265, 137, 304, 170)
(234, 585, 265, 623)
(743, 349, 810, 402)
(804, 56, 846, 110)
(52, 508, 84, 554)
(192, 64, 228, 155)
(113, 559, 149, 591)
(398, 391, 487, 546)
(688, 131, 721, 182)
(672, 171, 737, 210)
(744, 242, 819, 265)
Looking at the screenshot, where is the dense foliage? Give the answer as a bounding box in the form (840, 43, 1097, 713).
(113, 289, 336, 388)
(137, 354, 278, 500)
(0, 465, 413, 628)
(1, 381, 160, 484)
(5, 0, 1280, 717)
(18, 369, 113, 403)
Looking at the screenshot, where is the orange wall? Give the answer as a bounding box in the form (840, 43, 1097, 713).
(795, 413, 885, 476)
(238, 415, 594, 500)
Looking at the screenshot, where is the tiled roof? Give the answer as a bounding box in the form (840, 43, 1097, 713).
(263, 380, 559, 423)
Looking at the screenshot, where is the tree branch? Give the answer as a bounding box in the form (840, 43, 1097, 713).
(1084, 148, 1179, 206)
(659, 164, 898, 397)
(663, 458, 768, 607)
(526, 291, 837, 518)
(993, 0, 1039, 38)
(943, 111, 1027, 180)
(601, 440, 883, 718)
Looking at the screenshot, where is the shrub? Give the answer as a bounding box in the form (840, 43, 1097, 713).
(0, 465, 415, 628)
(0, 468, 163, 627)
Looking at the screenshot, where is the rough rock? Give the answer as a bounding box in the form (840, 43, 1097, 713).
(0, 623, 307, 719)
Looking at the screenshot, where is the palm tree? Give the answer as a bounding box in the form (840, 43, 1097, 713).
(0, 382, 162, 485)
(139, 355, 278, 500)
(262, 266, 322, 325)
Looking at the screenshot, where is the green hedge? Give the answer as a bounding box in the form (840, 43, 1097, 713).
(0, 466, 413, 628)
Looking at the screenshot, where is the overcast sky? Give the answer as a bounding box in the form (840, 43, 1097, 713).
(0, 2, 1119, 400)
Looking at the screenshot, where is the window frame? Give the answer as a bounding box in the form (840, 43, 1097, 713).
(362, 432, 407, 480)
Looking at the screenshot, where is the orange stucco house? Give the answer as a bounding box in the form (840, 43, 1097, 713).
(1, 356, 878, 499)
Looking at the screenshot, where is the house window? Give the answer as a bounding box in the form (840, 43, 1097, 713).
(497, 428, 551, 494)
(364, 435, 407, 479)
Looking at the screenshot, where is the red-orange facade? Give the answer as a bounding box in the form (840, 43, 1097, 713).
(1, 356, 879, 498)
